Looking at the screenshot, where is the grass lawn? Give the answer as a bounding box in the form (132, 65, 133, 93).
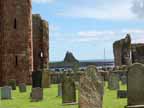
(0, 82, 127, 108)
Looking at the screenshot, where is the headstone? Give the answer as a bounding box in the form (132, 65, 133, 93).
(117, 90, 127, 98)
(32, 70, 42, 88)
(8, 79, 16, 90)
(79, 65, 104, 108)
(1, 86, 12, 99)
(127, 63, 144, 107)
(31, 87, 43, 102)
(121, 75, 127, 85)
(57, 83, 62, 97)
(62, 74, 76, 104)
(19, 83, 26, 92)
(108, 72, 119, 90)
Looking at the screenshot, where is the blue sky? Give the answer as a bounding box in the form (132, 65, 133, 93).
(32, 0, 144, 62)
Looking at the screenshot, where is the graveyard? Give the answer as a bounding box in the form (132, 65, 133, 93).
(0, 82, 127, 108)
(1, 0, 144, 108)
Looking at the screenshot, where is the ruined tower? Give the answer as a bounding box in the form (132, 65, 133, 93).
(0, 0, 33, 85)
(32, 14, 49, 71)
(113, 34, 131, 67)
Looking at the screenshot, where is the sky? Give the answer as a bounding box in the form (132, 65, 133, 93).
(32, 0, 144, 62)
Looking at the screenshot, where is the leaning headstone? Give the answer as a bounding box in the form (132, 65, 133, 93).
(117, 90, 127, 98)
(8, 79, 16, 90)
(62, 74, 76, 104)
(57, 83, 62, 97)
(127, 63, 144, 108)
(1, 86, 12, 99)
(79, 65, 104, 108)
(19, 83, 26, 92)
(32, 70, 42, 88)
(108, 72, 119, 90)
(31, 87, 43, 102)
(121, 75, 127, 85)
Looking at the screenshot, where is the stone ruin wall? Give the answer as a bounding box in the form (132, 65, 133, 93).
(0, 0, 33, 85)
(131, 44, 144, 64)
(32, 14, 49, 71)
(113, 34, 131, 67)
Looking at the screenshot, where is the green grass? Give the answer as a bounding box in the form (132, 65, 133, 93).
(0, 82, 127, 108)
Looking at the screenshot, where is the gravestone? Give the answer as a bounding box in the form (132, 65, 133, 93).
(32, 70, 42, 88)
(57, 83, 62, 97)
(62, 74, 76, 104)
(108, 72, 119, 90)
(117, 90, 127, 98)
(19, 83, 26, 92)
(127, 63, 144, 107)
(1, 86, 12, 99)
(121, 75, 127, 85)
(79, 65, 104, 108)
(31, 87, 43, 102)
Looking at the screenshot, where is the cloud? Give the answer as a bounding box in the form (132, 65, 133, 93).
(56, 0, 136, 20)
(32, 0, 54, 3)
(76, 31, 116, 42)
(51, 29, 144, 43)
(131, 0, 144, 19)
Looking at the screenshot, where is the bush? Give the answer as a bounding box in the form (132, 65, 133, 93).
(8, 79, 16, 90)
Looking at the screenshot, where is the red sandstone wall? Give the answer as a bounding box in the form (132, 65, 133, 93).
(0, 0, 33, 85)
(32, 14, 49, 71)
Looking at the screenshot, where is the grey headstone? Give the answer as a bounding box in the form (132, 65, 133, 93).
(19, 83, 26, 92)
(121, 75, 127, 85)
(31, 87, 43, 102)
(127, 63, 144, 106)
(1, 86, 12, 99)
(79, 65, 104, 108)
(117, 90, 127, 98)
(62, 74, 76, 104)
(108, 72, 119, 90)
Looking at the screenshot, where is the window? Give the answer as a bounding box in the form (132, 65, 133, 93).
(14, 18, 16, 29)
(15, 56, 18, 66)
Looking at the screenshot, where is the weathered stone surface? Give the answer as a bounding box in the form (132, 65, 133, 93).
(131, 44, 144, 64)
(32, 70, 42, 88)
(62, 74, 76, 104)
(57, 83, 62, 97)
(79, 65, 104, 108)
(117, 90, 127, 98)
(113, 34, 131, 67)
(32, 14, 49, 71)
(19, 83, 26, 92)
(1, 86, 12, 99)
(31, 87, 43, 102)
(108, 72, 119, 90)
(127, 63, 144, 106)
(0, 0, 33, 85)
